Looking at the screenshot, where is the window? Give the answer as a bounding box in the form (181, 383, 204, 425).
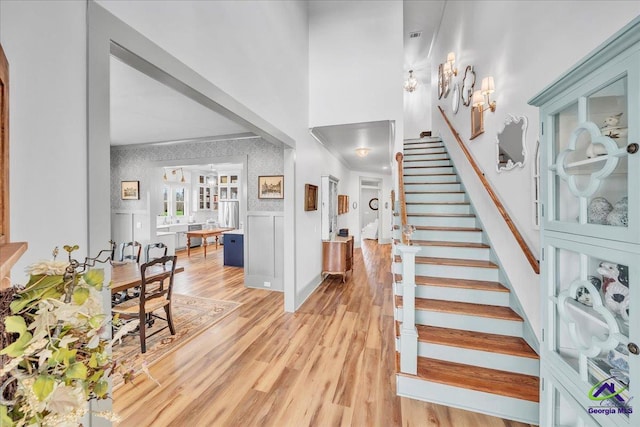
(162, 184, 188, 217)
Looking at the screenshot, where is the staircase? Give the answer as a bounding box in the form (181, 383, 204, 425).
(393, 137, 540, 425)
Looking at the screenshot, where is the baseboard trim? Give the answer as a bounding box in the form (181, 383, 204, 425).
(295, 273, 323, 310)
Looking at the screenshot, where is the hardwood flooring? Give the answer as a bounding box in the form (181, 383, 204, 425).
(113, 240, 532, 426)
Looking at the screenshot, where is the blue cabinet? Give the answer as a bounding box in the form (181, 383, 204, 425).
(530, 17, 640, 427)
(223, 233, 244, 267)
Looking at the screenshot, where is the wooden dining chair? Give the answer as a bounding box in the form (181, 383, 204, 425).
(145, 242, 168, 263)
(119, 241, 142, 263)
(112, 255, 177, 353)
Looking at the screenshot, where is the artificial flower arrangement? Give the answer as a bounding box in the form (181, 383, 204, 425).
(0, 245, 139, 426)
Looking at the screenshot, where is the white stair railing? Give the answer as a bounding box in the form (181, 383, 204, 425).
(397, 244, 421, 375)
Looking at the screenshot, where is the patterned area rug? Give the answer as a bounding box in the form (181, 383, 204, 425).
(112, 294, 241, 389)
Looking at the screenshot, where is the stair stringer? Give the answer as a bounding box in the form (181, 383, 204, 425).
(454, 163, 540, 355)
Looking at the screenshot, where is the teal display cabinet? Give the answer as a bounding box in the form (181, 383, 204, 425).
(530, 17, 640, 426)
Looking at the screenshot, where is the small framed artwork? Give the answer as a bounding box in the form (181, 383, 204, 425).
(470, 106, 484, 140)
(304, 184, 318, 211)
(121, 180, 140, 200)
(258, 175, 284, 199)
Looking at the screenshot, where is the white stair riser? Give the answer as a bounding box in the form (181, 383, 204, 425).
(406, 193, 466, 203)
(397, 308, 524, 336)
(422, 343, 539, 376)
(413, 245, 490, 261)
(404, 166, 454, 175)
(404, 159, 451, 168)
(403, 152, 448, 160)
(396, 282, 509, 306)
(405, 183, 461, 192)
(414, 264, 499, 281)
(408, 215, 477, 228)
(412, 229, 483, 243)
(404, 174, 458, 184)
(406, 204, 471, 214)
(396, 375, 539, 425)
(403, 146, 444, 153)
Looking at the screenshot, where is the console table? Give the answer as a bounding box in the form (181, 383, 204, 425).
(322, 235, 353, 283)
(186, 228, 233, 258)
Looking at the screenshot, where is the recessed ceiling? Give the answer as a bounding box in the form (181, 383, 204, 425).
(110, 56, 252, 145)
(310, 120, 393, 175)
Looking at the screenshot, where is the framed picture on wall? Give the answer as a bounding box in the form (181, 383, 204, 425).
(470, 105, 484, 140)
(258, 175, 284, 199)
(304, 184, 318, 211)
(121, 180, 140, 200)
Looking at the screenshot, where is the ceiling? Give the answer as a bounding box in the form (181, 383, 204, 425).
(310, 121, 393, 174)
(109, 1, 445, 174)
(110, 56, 252, 146)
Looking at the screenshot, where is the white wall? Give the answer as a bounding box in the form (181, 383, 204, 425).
(404, 82, 432, 139)
(428, 1, 640, 338)
(0, 1, 87, 280)
(309, 0, 405, 158)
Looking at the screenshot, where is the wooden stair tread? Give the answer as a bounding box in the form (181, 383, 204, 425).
(404, 173, 456, 177)
(410, 225, 482, 232)
(405, 191, 464, 194)
(395, 274, 507, 292)
(394, 240, 489, 249)
(394, 323, 538, 359)
(405, 181, 460, 185)
(404, 165, 452, 169)
(406, 201, 469, 205)
(395, 296, 523, 321)
(404, 158, 449, 162)
(394, 255, 497, 269)
(407, 213, 474, 218)
(404, 145, 443, 150)
(403, 152, 446, 156)
(395, 354, 539, 402)
(404, 140, 442, 145)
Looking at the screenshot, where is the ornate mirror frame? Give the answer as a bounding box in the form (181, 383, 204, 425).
(496, 114, 528, 173)
(461, 65, 476, 107)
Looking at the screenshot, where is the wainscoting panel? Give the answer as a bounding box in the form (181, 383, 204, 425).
(245, 211, 283, 290)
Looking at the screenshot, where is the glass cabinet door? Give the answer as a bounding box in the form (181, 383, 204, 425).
(546, 73, 638, 244)
(545, 236, 637, 425)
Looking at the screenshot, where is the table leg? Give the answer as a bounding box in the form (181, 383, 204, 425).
(187, 235, 191, 257)
(215, 236, 219, 250)
(203, 237, 208, 258)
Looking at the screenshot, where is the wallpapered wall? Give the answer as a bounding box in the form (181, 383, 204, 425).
(110, 137, 284, 213)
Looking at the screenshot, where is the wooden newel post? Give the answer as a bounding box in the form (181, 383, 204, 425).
(398, 244, 421, 375)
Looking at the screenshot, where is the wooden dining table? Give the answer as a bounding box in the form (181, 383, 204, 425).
(186, 227, 233, 258)
(110, 261, 185, 294)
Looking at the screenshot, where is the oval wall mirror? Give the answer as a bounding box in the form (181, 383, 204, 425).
(451, 83, 460, 114)
(496, 114, 528, 173)
(461, 65, 476, 107)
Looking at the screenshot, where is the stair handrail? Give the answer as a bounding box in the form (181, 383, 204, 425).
(438, 106, 540, 274)
(395, 152, 409, 243)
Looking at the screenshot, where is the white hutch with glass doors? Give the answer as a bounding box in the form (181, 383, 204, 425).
(530, 17, 640, 426)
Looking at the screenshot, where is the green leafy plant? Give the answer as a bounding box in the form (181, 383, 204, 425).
(0, 245, 131, 426)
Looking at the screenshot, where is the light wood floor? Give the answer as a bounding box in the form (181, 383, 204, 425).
(113, 240, 532, 426)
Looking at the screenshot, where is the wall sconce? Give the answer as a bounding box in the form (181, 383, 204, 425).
(403, 70, 418, 93)
(444, 52, 458, 77)
(472, 76, 497, 113)
(355, 147, 371, 157)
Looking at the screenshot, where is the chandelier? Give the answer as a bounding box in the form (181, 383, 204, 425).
(403, 70, 418, 93)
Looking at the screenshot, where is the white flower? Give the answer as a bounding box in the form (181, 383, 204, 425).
(26, 260, 68, 276)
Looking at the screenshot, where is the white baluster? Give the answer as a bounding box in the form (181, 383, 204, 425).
(397, 244, 421, 375)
